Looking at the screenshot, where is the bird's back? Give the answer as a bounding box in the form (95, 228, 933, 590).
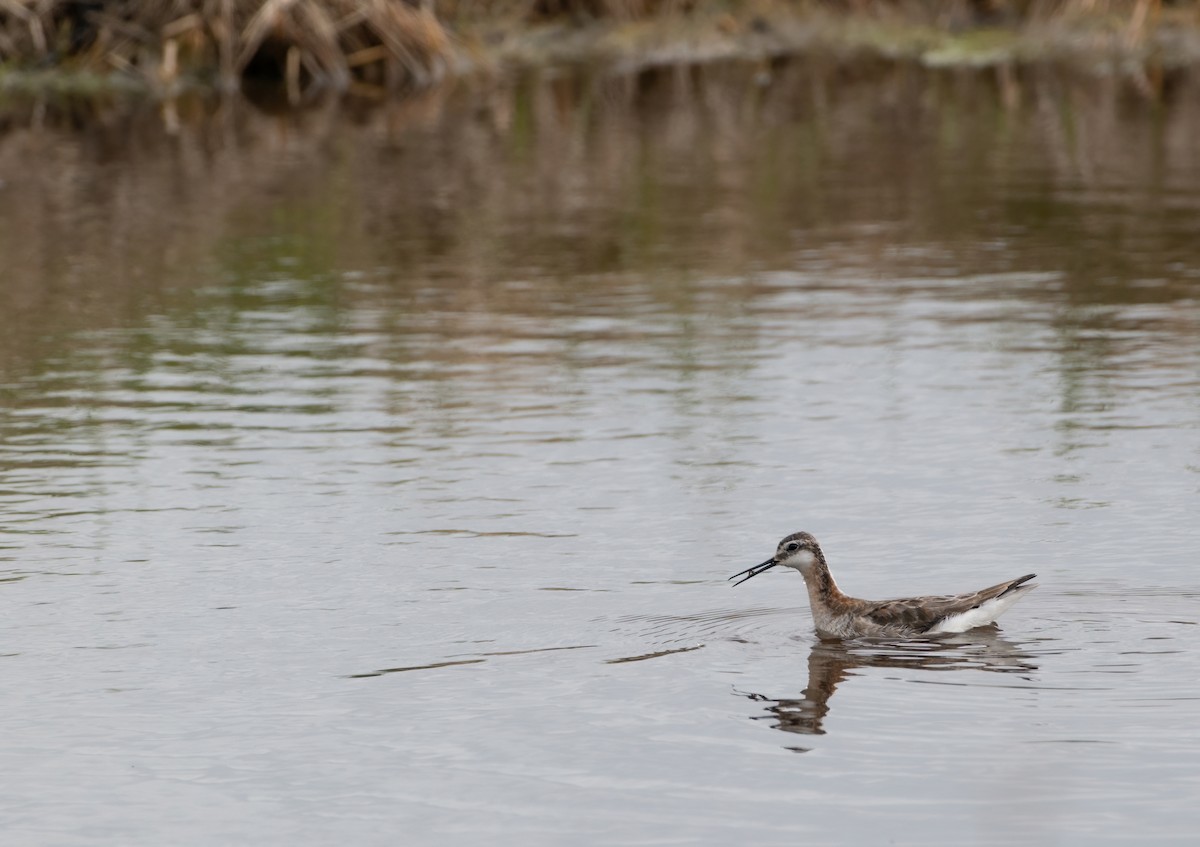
(821, 574, 1038, 638)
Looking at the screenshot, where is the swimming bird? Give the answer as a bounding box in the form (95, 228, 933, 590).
(729, 531, 1036, 639)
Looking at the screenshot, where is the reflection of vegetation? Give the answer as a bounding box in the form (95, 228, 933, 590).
(1, 53, 1195, 529)
(1, 58, 1198, 388)
(0, 1, 1195, 95)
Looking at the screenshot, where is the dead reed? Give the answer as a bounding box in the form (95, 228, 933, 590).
(0, 0, 453, 95)
(0, 1, 1194, 94)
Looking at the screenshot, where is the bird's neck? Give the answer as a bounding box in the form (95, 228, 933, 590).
(802, 550, 849, 608)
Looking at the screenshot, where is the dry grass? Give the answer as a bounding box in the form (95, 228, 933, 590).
(0, 1, 1196, 94)
(0, 0, 453, 94)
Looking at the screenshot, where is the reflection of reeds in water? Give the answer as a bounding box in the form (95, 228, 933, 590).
(739, 629, 1038, 751)
(1, 60, 1198, 378)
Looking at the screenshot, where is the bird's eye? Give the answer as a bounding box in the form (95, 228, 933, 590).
(785, 542, 799, 552)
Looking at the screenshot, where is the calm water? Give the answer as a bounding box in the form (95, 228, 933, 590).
(2, 60, 1200, 844)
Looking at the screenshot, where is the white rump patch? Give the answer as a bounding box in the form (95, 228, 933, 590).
(925, 585, 1036, 635)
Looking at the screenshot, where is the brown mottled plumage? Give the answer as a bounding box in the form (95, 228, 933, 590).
(729, 531, 1037, 639)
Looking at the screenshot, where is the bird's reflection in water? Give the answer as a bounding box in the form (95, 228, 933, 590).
(738, 625, 1038, 752)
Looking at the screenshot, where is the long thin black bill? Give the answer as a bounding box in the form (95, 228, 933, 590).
(728, 558, 777, 587)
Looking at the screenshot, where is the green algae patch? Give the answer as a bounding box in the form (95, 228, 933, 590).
(0, 67, 148, 98)
(922, 29, 1023, 67)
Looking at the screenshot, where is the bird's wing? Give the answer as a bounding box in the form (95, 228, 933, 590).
(863, 574, 1037, 633)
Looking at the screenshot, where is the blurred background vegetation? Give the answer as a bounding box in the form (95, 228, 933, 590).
(0, 1, 1193, 96)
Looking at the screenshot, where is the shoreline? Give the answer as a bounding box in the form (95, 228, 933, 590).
(2, 5, 1199, 99)
(476, 10, 1200, 71)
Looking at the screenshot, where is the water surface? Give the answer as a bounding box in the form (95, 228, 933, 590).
(2, 60, 1199, 844)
